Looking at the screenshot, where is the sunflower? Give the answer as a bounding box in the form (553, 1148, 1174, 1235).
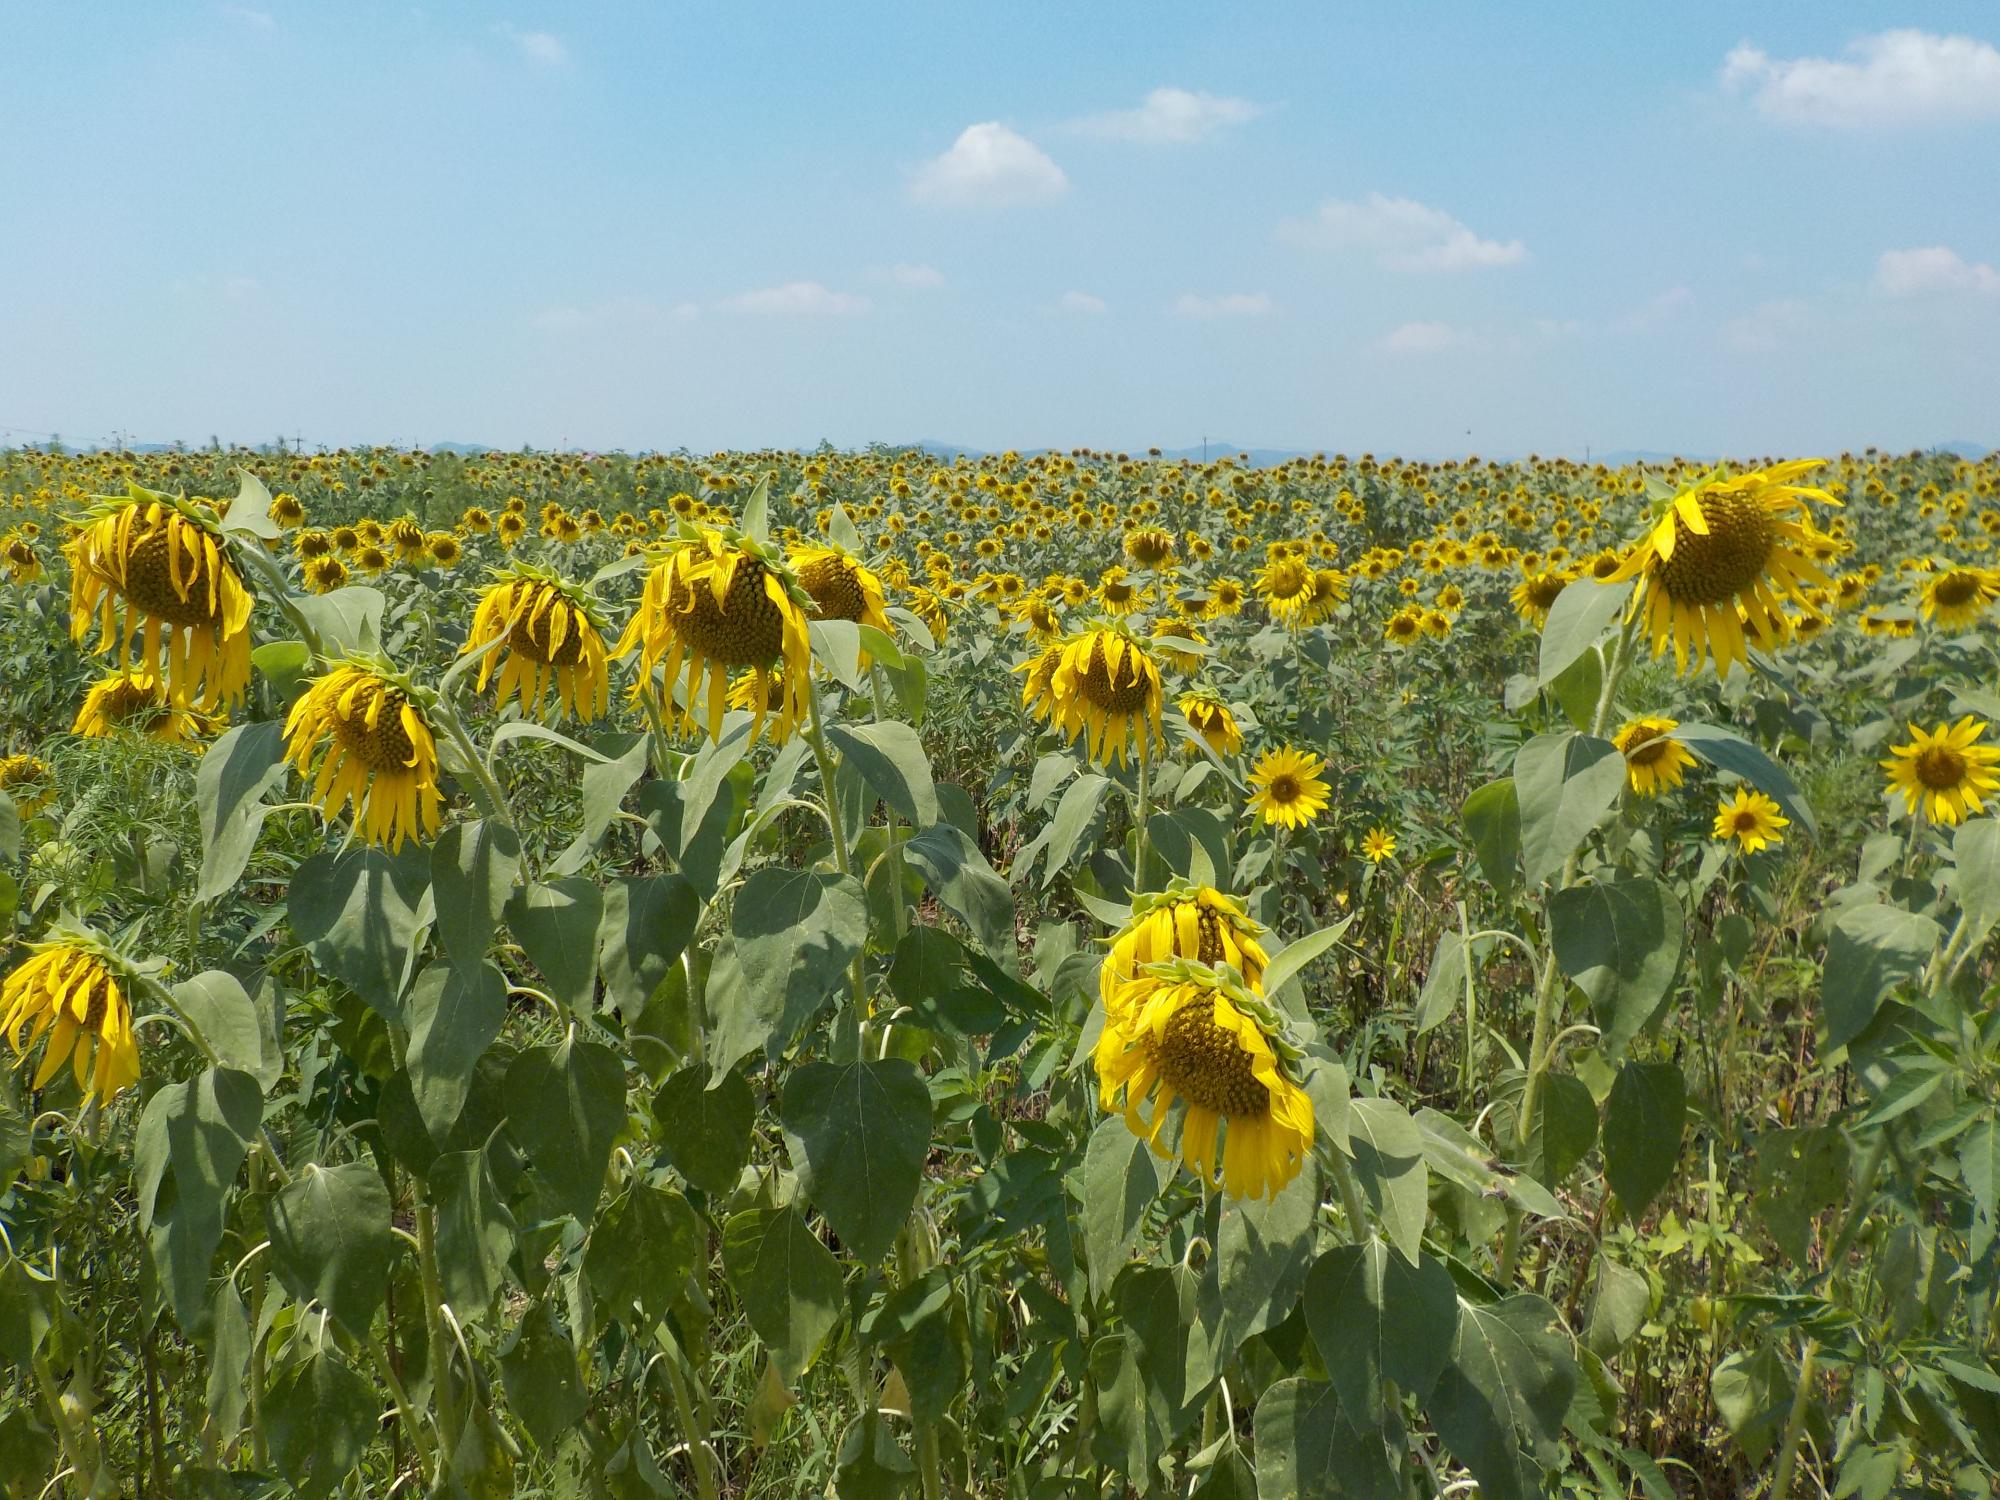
(1247, 747, 1330, 829)
(304, 555, 350, 594)
(1510, 565, 1572, 627)
(1612, 716, 1698, 797)
(72, 669, 215, 745)
(1383, 607, 1424, 647)
(1361, 827, 1397, 863)
(1202, 578, 1246, 619)
(1151, 618, 1206, 673)
(1101, 880, 1270, 1015)
(1881, 717, 2000, 825)
(1011, 593, 1064, 644)
(4, 535, 42, 583)
(1, 934, 142, 1105)
(1025, 626, 1164, 768)
(790, 542, 892, 635)
(1712, 787, 1788, 853)
(1178, 690, 1243, 756)
(1918, 566, 2000, 631)
(0, 754, 54, 815)
(1093, 959, 1314, 1201)
(465, 567, 611, 722)
(1608, 461, 1837, 679)
(284, 660, 445, 851)
(615, 527, 813, 746)
(1256, 554, 1316, 627)
(65, 490, 254, 710)
(1124, 527, 1178, 571)
(1097, 567, 1150, 618)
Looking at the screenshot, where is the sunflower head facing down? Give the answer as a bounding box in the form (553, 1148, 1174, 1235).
(284, 658, 444, 851)
(1918, 566, 2000, 632)
(1609, 461, 1837, 679)
(73, 668, 218, 746)
(1882, 716, 2000, 826)
(65, 488, 254, 710)
(615, 526, 813, 746)
(1510, 565, 1573, 627)
(789, 540, 892, 637)
(0, 754, 54, 815)
(1094, 958, 1314, 1201)
(1101, 880, 1271, 1017)
(466, 565, 611, 723)
(1248, 746, 1331, 829)
(1178, 690, 1244, 757)
(1026, 625, 1165, 768)
(1, 931, 143, 1105)
(1612, 715, 1698, 797)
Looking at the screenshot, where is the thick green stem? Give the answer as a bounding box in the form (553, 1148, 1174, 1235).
(1325, 1147, 1371, 1242)
(656, 1342, 719, 1500)
(1132, 751, 1154, 894)
(1769, 1337, 1818, 1499)
(803, 679, 869, 1056)
(414, 1189, 459, 1482)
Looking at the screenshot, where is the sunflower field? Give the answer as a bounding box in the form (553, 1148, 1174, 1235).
(1, 440, 1999, 1499)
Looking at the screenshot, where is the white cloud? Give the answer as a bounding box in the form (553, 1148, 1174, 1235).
(1172, 292, 1271, 319)
(1279, 192, 1527, 272)
(1072, 87, 1265, 144)
(1612, 285, 1695, 334)
(719, 281, 869, 317)
(494, 23, 567, 66)
(908, 123, 1069, 207)
(1059, 291, 1108, 315)
(1720, 298, 1811, 354)
(887, 263, 945, 288)
(1376, 321, 1467, 355)
(1876, 246, 2000, 297)
(220, 4, 276, 28)
(1721, 30, 2000, 127)
(533, 299, 699, 332)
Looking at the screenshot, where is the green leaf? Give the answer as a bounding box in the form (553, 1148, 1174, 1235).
(432, 819, 521, 966)
(0, 1258, 53, 1372)
(1082, 1118, 1163, 1301)
(586, 1180, 702, 1323)
(1260, 912, 1357, 1008)
(1347, 1096, 1427, 1261)
(835, 1412, 916, 1499)
(133, 1066, 262, 1329)
(1550, 875, 1684, 1055)
(0, 793, 16, 864)
(1537, 579, 1631, 686)
(654, 1063, 755, 1195)
(1602, 1060, 1686, 1216)
(1711, 1345, 1793, 1465)
(195, 721, 289, 902)
(1953, 817, 2000, 958)
(1532, 1071, 1598, 1186)
(597, 873, 700, 1016)
(1461, 777, 1521, 895)
(740, 473, 772, 542)
(723, 1204, 844, 1382)
(1252, 1379, 1403, 1500)
(289, 844, 432, 1023)
(292, 584, 385, 657)
(1304, 1237, 1458, 1428)
(1033, 772, 1109, 889)
(873, 1268, 967, 1427)
(1415, 927, 1468, 1034)
(1752, 1125, 1851, 1266)
(1821, 903, 1940, 1051)
(828, 720, 940, 827)
(706, 869, 868, 1072)
(1201, 1165, 1318, 1365)
(265, 1346, 380, 1500)
(1582, 1254, 1650, 1359)
(1514, 732, 1624, 887)
(407, 959, 508, 1146)
(1426, 1295, 1578, 1500)
(1963, 1117, 2000, 1263)
(203, 1282, 252, 1437)
(218, 467, 281, 540)
(172, 970, 282, 1089)
(553, 731, 651, 872)
(499, 1303, 588, 1451)
(503, 1035, 626, 1225)
(781, 1059, 932, 1264)
(430, 1145, 517, 1319)
(266, 1162, 394, 1335)
(1674, 721, 1817, 839)
(505, 877, 603, 1014)
(902, 822, 1015, 957)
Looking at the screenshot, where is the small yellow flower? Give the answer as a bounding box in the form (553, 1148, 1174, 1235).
(1178, 691, 1243, 756)
(1022, 626, 1164, 768)
(1881, 717, 2000, 825)
(1612, 716, 1698, 797)
(1712, 787, 1788, 853)
(1361, 827, 1397, 863)
(1247, 747, 1330, 830)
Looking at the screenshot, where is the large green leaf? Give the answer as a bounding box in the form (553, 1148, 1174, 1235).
(133, 1066, 262, 1329)
(1304, 1237, 1458, 1428)
(1426, 1295, 1578, 1500)
(1537, 579, 1631, 686)
(705, 869, 867, 1073)
(430, 1145, 517, 1319)
(722, 1204, 843, 1382)
(902, 822, 1015, 957)
(586, 1180, 702, 1323)
(1953, 817, 2000, 958)
(1514, 732, 1624, 886)
(499, 1303, 589, 1451)
(292, 584, 385, 658)
(171, 970, 282, 1089)
(504, 876, 603, 1014)
(504, 1036, 626, 1225)
(1252, 1379, 1403, 1500)
(885, 924, 1006, 1034)
(1821, 903, 1940, 1051)
(406, 958, 507, 1146)
(828, 720, 941, 827)
(653, 1063, 755, 1195)
(264, 1347, 380, 1500)
(195, 721, 289, 902)
(1461, 777, 1521, 896)
(1674, 721, 1817, 838)
(1197, 1164, 1318, 1372)
(781, 1059, 932, 1264)
(1081, 1117, 1163, 1301)
(597, 873, 699, 1015)
(1347, 1096, 1427, 1260)
(266, 1162, 394, 1335)
(431, 818, 521, 965)
(1601, 1060, 1686, 1216)
(1549, 875, 1684, 1055)
(1033, 772, 1110, 889)
(288, 845, 432, 1022)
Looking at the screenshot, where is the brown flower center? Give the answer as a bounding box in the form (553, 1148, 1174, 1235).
(1150, 999, 1269, 1118)
(1915, 745, 1968, 790)
(1655, 489, 1776, 605)
(120, 527, 227, 628)
(797, 555, 868, 622)
(1932, 571, 1983, 608)
(1267, 774, 1301, 803)
(332, 688, 418, 772)
(506, 591, 587, 666)
(676, 557, 787, 666)
(1077, 638, 1153, 712)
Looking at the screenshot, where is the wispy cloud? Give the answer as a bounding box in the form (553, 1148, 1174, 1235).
(884, 263, 945, 289)
(533, 299, 699, 332)
(1059, 291, 1108, 315)
(1721, 30, 2000, 127)
(1279, 192, 1527, 272)
(1720, 298, 1811, 354)
(719, 281, 869, 317)
(220, 3, 276, 29)
(493, 22, 567, 66)
(1071, 87, 1265, 144)
(908, 123, 1068, 207)
(1612, 285, 1695, 334)
(1876, 246, 2000, 297)
(1172, 292, 1271, 319)
(1376, 321, 1469, 355)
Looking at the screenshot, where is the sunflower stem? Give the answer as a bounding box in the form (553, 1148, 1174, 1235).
(413, 1184, 460, 1484)
(1325, 1144, 1371, 1243)
(1132, 750, 1154, 894)
(434, 705, 515, 831)
(804, 677, 869, 1058)
(232, 539, 326, 661)
(1769, 1335, 1819, 1500)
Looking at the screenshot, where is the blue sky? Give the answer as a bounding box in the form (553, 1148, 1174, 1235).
(2, 2, 1997, 455)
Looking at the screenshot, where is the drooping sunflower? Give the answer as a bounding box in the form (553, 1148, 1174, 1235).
(1510, 565, 1572, 627)
(616, 527, 813, 745)
(1100, 880, 1270, 1017)
(0, 754, 54, 815)
(1178, 690, 1244, 757)
(1383, 607, 1424, 647)
(1097, 566, 1151, 618)
(1124, 527, 1178, 571)
(4, 535, 42, 584)
(790, 540, 892, 638)
(1026, 626, 1164, 768)
(1094, 959, 1314, 1201)
(1712, 787, 1788, 853)
(65, 489, 254, 709)
(464, 566, 611, 722)
(284, 660, 445, 851)
(1881, 717, 2000, 825)
(1918, 566, 2000, 632)
(1247, 746, 1330, 829)
(1608, 461, 1837, 679)
(1151, 618, 1206, 673)
(72, 669, 216, 745)
(1, 933, 142, 1105)
(1361, 827, 1397, 864)
(1612, 716, 1698, 797)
